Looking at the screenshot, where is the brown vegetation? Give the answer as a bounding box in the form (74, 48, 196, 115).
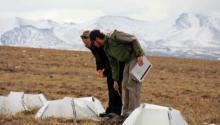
(0, 46, 219, 125)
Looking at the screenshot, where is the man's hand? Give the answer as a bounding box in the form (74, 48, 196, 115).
(113, 81, 119, 92)
(96, 70, 104, 78)
(137, 56, 144, 66)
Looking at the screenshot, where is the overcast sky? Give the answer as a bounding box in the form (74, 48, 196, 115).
(0, 0, 220, 23)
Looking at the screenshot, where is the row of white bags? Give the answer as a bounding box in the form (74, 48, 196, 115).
(0, 91, 189, 125)
(0, 91, 105, 121)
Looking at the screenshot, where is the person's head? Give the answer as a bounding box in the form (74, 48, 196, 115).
(80, 30, 91, 48)
(89, 29, 105, 48)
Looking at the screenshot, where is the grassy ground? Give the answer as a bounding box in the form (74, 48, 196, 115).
(0, 46, 219, 125)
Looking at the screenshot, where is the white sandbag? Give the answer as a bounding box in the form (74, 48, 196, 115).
(36, 97, 105, 121)
(0, 91, 47, 115)
(0, 92, 27, 115)
(123, 103, 188, 125)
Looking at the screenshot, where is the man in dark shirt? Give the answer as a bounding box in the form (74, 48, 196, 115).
(80, 30, 124, 117)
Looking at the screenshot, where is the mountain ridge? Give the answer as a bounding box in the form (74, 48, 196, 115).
(0, 13, 220, 60)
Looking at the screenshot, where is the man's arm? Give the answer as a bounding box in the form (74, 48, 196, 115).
(107, 55, 120, 92)
(107, 55, 120, 81)
(90, 48, 105, 71)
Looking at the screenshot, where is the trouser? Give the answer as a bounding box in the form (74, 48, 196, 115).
(122, 58, 142, 115)
(106, 62, 125, 115)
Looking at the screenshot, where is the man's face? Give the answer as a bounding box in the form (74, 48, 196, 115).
(81, 36, 91, 48)
(94, 38, 104, 48)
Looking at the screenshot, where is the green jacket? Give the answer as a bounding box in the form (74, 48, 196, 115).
(104, 30, 144, 81)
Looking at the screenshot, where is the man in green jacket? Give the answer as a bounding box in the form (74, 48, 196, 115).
(89, 29, 144, 117)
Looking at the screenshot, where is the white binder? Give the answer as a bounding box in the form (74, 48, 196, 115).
(130, 56, 152, 82)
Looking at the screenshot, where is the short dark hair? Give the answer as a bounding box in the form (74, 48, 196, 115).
(89, 29, 105, 41)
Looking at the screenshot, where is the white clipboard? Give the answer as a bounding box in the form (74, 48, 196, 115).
(130, 56, 152, 82)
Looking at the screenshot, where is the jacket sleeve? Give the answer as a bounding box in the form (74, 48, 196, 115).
(107, 55, 119, 81)
(91, 49, 105, 71)
(112, 30, 144, 57)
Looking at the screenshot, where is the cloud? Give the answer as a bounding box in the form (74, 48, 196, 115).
(0, 9, 105, 23)
(0, 0, 220, 23)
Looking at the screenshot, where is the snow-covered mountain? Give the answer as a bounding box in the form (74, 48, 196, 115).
(0, 13, 220, 60)
(0, 17, 84, 50)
